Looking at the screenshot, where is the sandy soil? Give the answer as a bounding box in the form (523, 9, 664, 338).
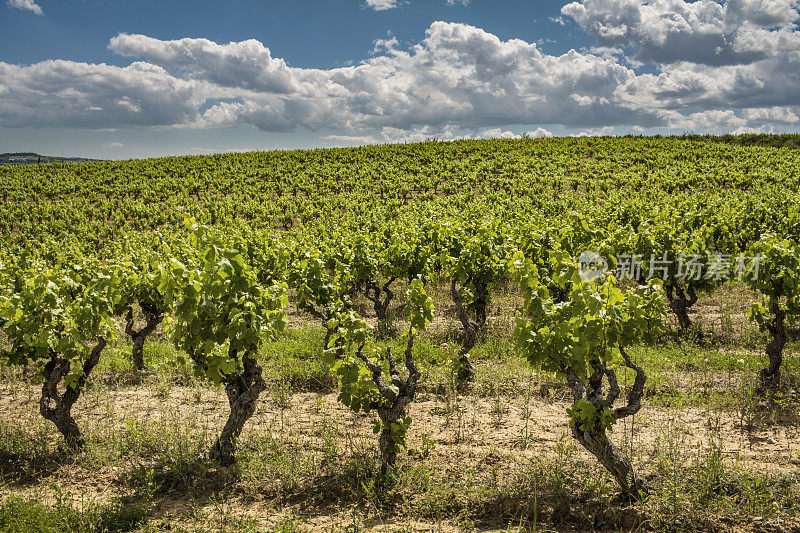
(1, 373, 798, 531)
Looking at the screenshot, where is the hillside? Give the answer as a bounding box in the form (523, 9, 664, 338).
(0, 136, 798, 532)
(0, 152, 99, 166)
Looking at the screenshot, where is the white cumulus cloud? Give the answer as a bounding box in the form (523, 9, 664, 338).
(109, 34, 304, 94)
(364, 0, 402, 11)
(1, 17, 798, 137)
(561, 0, 800, 66)
(0, 60, 197, 128)
(7, 0, 42, 15)
(102, 23, 647, 133)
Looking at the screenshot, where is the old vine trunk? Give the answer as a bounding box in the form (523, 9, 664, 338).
(125, 305, 163, 371)
(40, 338, 107, 449)
(759, 302, 787, 391)
(211, 347, 267, 466)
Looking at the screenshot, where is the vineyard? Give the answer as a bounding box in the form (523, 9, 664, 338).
(0, 136, 799, 532)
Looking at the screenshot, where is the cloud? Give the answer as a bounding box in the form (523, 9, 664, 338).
(479, 128, 520, 139)
(663, 109, 748, 130)
(102, 23, 646, 133)
(320, 22, 643, 130)
(372, 38, 398, 56)
(324, 125, 553, 145)
(561, 0, 800, 66)
(364, 0, 402, 11)
(742, 105, 800, 123)
(7, 0, 42, 15)
(614, 58, 800, 112)
(478, 127, 555, 139)
(2, 19, 799, 137)
(0, 60, 197, 128)
(323, 133, 379, 144)
(365, 0, 468, 8)
(109, 34, 304, 94)
(377, 125, 458, 143)
(558, 0, 800, 132)
(730, 125, 770, 133)
(526, 127, 555, 138)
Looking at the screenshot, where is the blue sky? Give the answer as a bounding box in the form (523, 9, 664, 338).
(1, 1, 585, 68)
(1, 0, 799, 159)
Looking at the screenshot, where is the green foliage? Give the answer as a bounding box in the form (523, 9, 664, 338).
(373, 415, 413, 448)
(514, 250, 666, 430)
(327, 308, 378, 413)
(744, 237, 800, 329)
(513, 251, 666, 379)
(111, 234, 170, 316)
(0, 254, 117, 371)
(567, 399, 615, 432)
(405, 278, 435, 330)
(2, 138, 800, 520)
(332, 279, 434, 415)
(683, 132, 800, 150)
(332, 279, 434, 466)
(159, 220, 287, 383)
(333, 349, 380, 414)
(290, 248, 351, 322)
(0, 494, 146, 533)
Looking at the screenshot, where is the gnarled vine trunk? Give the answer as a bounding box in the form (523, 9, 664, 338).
(358, 330, 421, 476)
(665, 282, 698, 330)
(758, 302, 786, 392)
(473, 281, 489, 328)
(564, 346, 648, 501)
(572, 425, 647, 498)
(377, 424, 396, 475)
(451, 278, 477, 383)
(210, 347, 267, 466)
(365, 278, 396, 338)
(125, 304, 163, 371)
(40, 338, 107, 449)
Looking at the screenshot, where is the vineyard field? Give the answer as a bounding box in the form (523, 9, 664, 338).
(0, 136, 799, 532)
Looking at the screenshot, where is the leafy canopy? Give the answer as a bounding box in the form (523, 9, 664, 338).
(159, 220, 287, 383)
